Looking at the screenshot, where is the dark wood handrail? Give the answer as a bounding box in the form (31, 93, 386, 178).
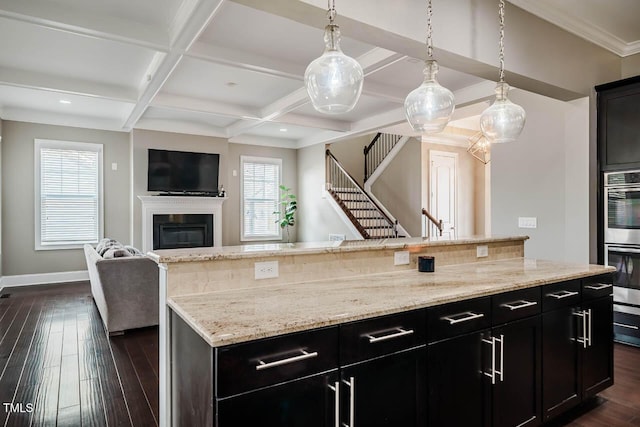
(422, 208, 443, 237)
(326, 149, 396, 229)
(363, 132, 382, 156)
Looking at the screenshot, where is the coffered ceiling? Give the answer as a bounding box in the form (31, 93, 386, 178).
(0, 0, 634, 148)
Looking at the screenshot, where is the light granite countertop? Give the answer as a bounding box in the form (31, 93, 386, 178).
(150, 235, 528, 263)
(167, 257, 614, 347)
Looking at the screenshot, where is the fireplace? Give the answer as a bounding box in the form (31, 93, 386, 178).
(153, 214, 213, 250)
(138, 196, 226, 254)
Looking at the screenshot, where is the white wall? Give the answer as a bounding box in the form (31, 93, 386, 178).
(491, 90, 590, 263)
(296, 143, 359, 242)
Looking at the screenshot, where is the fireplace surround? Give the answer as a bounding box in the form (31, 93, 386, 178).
(138, 196, 226, 254)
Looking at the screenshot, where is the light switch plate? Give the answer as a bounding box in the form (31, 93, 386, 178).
(394, 251, 410, 265)
(518, 217, 538, 229)
(477, 245, 488, 258)
(255, 261, 278, 280)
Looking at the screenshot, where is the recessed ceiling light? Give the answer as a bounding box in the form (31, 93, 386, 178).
(226, 82, 238, 87)
(279, 128, 288, 132)
(59, 99, 71, 104)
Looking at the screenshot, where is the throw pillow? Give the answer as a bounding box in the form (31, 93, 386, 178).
(103, 248, 132, 259)
(124, 245, 144, 256)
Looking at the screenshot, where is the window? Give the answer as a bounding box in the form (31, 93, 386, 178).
(35, 139, 103, 250)
(241, 156, 282, 241)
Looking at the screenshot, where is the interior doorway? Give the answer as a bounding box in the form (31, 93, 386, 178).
(428, 150, 458, 239)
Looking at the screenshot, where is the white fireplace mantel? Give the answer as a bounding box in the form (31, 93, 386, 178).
(138, 195, 226, 254)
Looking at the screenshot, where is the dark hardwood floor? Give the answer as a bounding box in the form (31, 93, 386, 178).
(2, 282, 640, 426)
(0, 282, 158, 427)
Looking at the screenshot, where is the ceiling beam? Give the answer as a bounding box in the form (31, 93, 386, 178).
(0, 0, 168, 52)
(1, 107, 129, 132)
(151, 93, 259, 119)
(134, 118, 229, 139)
(122, 0, 226, 131)
(0, 66, 138, 102)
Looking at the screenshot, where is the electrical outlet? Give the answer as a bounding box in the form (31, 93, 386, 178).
(255, 261, 279, 280)
(394, 251, 410, 265)
(518, 217, 537, 229)
(477, 245, 488, 258)
(329, 234, 346, 241)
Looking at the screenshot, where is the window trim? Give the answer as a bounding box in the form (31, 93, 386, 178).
(34, 139, 104, 251)
(240, 155, 283, 242)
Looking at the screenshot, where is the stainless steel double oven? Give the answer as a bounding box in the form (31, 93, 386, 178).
(604, 170, 640, 323)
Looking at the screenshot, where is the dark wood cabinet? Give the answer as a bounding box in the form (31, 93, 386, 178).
(217, 371, 337, 427)
(582, 295, 614, 398)
(597, 76, 640, 171)
(427, 331, 488, 427)
(340, 348, 426, 427)
(492, 316, 542, 427)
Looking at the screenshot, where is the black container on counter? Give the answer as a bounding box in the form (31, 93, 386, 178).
(418, 256, 435, 272)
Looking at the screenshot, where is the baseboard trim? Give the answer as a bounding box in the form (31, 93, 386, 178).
(0, 270, 89, 289)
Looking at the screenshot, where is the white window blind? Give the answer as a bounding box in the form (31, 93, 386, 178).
(35, 139, 103, 249)
(241, 156, 281, 240)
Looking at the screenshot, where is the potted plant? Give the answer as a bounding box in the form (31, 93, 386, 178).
(274, 185, 297, 243)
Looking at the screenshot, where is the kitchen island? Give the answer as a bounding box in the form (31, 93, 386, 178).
(151, 236, 614, 426)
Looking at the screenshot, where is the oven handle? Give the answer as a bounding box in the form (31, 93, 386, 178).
(607, 246, 640, 254)
(606, 187, 640, 192)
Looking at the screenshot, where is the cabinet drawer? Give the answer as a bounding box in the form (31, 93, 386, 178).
(427, 297, 491, 342)
(492, 287, 541, 325)
(340, 309, 426, 365)
(613, 311, 640, 339)
(216, 327, 339, 397)
(582, 274, 614, 300)
(542, 280, 581, 312)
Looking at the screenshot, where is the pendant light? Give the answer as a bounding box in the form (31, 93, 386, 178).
(404, 0, 455, 134)
(304, 0, 363, 114)
(480, 0, 526, 143)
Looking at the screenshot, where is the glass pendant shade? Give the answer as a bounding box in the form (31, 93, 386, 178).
(404, 60, 455, 134)
(480, 82, 526, 144)
(304, 24, 363, 114)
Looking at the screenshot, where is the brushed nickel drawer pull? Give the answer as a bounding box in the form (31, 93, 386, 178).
(328, 381, 340, 427)
(255, 350, 318, 371)
(547, 290, 579, 299)
(614, 322, 639, 330)
(501, 300, 538, 311)
(442, 311, 485, 325)
(585, 283, 612, 291)
(366, 328, 414, 343)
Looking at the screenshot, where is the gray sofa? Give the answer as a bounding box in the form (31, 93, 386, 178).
(84, 243, 159, 335)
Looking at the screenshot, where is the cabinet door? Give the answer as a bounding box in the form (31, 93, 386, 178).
(492, 316, 542, 427)
(341, 348, 426, 427)
(582, 296, 614, 398)
(541, 307, 581, 421)
(598, 84, 640, 170)
(217, 371, 337, 427)
(427, 331, 487, 427)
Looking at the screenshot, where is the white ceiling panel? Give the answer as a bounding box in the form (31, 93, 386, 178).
(0, 85, 134, 121)
(141, 106, 236, 128)
(293, 94, 399, 123)
(0, 17, 156, 89)
(162, 56, 302, 107)
(245, 121, 321, 141)
(198, 1, 375, 67)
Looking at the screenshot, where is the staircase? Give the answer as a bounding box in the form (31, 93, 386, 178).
(326, 149, 398, 239)
(364, 132, 403, 181)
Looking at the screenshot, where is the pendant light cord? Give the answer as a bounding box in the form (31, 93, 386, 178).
(426, 0, 433, 58)
(498, 0, 505, 82)
(327, 0, 336, 24)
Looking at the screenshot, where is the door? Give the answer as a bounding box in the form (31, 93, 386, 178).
(582, 296, 614, 398)
(340, 348, 426, 427)
(427, 331, 488, 427)
(429, 150, 457, 239)
(492, 316, 542, 427)
(217, 371, 337, 427)
(541, 307, 581, 421)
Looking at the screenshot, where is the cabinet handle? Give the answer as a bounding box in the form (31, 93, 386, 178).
(342, 377, 355, 427)
(585, 283, 612, 291)
(496, 334, 504, 382)
(482, 336, 497, 385)
(328, 381, 340, 427)
(441, 311, 484, 325)
(501, 300, 538, 311)
(587, 308, 592, 347)
(547, 290, 579, 299)
(365, 327, 414, 343)
(255, 350, 318, 371)
(573, 310, 588, 349)
(614, 322, 639, 330)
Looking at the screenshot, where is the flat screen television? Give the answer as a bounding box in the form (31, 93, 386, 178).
(147, 149, 219, 195)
